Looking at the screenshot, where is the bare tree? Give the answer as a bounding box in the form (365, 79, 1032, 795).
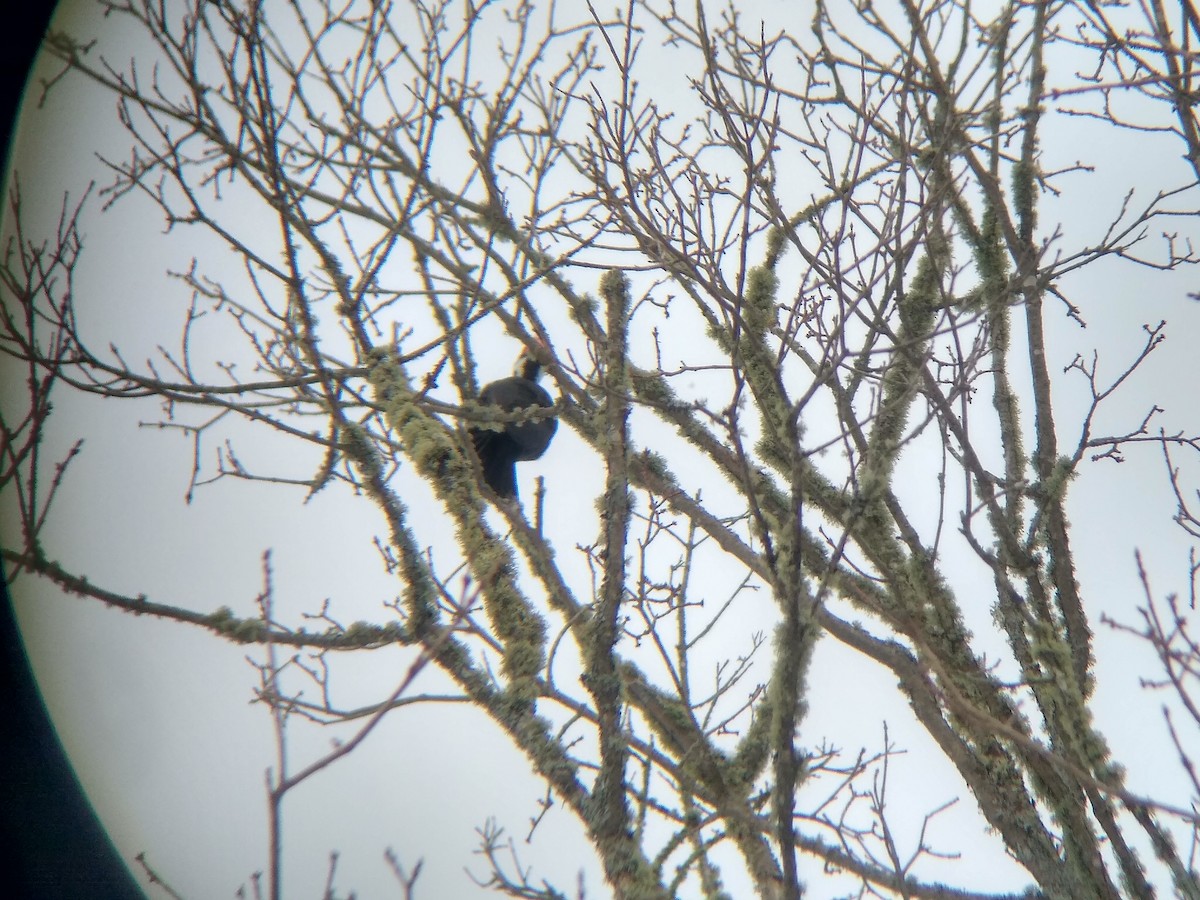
(3, 0, 1200, 898)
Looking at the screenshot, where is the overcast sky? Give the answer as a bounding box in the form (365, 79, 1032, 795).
(4, 1, 1200, 898)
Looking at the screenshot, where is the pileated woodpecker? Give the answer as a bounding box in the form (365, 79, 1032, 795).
(470, 345, 557, 500)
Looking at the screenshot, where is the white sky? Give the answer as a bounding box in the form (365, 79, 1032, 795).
(4, 0, 1200, 897)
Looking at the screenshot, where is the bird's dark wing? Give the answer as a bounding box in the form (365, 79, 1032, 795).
(478, 377, 548, 408)
(478, 378, 557, 461)
(508, 385, 556, 461)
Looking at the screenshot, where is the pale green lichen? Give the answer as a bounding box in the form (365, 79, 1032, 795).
(743, 265, 778, 336)
(367, 347, 547, 711)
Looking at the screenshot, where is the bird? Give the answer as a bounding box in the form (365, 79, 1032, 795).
(469, 343, 558, 500)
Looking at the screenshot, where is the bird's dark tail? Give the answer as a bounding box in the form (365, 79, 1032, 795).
(470, 428, 517, 499)
(480, 451, 518, 499)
